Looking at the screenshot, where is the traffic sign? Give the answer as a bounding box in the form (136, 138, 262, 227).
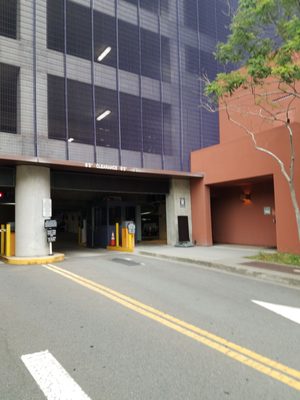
(44, 219, 57, 229)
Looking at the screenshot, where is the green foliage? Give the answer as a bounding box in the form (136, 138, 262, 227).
(207, 0, 300, 100)
(249, 251, 300, 266)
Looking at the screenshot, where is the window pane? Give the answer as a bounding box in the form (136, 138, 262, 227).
(200, 50, 217, 81)
(185, 45, 199, 75)
(66, 1, 92, 60)
(184, 0, 197, 31)
(198, 0, 216, 36)
(118, 20, 140, 75)
(120, 92, 141, 152)
(94, 11, 116, 67)
(140, 0, 158, 13)
(0, 63, 18, 134)
(161, 36, 171, 83)
(142, 98, 162, 154)
(48, 75, 66, 140)
(160, 0, 169, 14)
(68, 79, 93, 144)
(141, 29, 160, 80)
(123, 0, 137, 6)
(95, 86, 119, 149)
(0, 0, 17, 39)
(163, 103, 172, 155)
(47, 0, 64, 52)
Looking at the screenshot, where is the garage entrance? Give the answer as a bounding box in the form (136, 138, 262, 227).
(51, 170, 168, 250)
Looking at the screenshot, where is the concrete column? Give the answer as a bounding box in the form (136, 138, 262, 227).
(190, 179, 213, 246)
(166, 178, 192, 245)
(159, 203, 167, 241)
(135, 205, 142, 242)
(15, 165, 50, 256)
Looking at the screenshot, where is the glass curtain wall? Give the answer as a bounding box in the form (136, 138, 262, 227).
(0, 0, 230, 171)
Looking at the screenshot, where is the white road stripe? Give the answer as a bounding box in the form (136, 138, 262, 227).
(252, 300, 300, 325)
(21, 350, 92, 400)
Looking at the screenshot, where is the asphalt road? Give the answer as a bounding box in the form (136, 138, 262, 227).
(0, 253, 299, 399)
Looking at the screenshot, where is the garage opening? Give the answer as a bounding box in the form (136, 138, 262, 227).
(51, 170, 168, 251)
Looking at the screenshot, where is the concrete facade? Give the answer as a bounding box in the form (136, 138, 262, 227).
(0, 0, 228, 257)
(15, 165, 51, 256)
(166, 178, 193, 245)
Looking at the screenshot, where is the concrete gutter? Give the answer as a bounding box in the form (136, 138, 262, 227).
(137, 249, 300, 289)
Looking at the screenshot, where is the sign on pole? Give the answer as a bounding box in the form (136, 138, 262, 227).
(43, 199, 52, 218)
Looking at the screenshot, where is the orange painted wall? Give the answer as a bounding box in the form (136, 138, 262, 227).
(211, 182, 276, 247)
(191, 114, 300, 254)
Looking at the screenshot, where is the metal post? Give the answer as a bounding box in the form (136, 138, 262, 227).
(116, 223, 119, 247)
(0, 224, 5, 255)
(6, 224, 11, 257)
(49, 241, 52, 256)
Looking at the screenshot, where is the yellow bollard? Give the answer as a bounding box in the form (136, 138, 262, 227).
(128, 233, 135, 250)
(122, 228, 128, 248)
(5, 224, 11, 257)
(0, 224, 4, 256)
(116, 223, 119, 247)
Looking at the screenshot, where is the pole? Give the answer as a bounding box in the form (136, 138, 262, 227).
(6, 224, 11, 257)
(116, 223, 119, 247)
(0, 224, 5, 255)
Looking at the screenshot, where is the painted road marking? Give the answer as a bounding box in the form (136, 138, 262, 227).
(21, 350, 91, 400)
(253, 300, 300, 325)
(43, 264, 300, 392)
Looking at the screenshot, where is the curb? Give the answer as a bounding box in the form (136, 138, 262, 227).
(138, 251, 300, 289)
(1, 253, 65, 265)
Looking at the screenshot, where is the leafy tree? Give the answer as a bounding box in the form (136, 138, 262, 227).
(203, 0, 300, 241)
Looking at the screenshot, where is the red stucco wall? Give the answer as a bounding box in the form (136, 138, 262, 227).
(191, 111, 300, 254)
(211, 182, 276, 247)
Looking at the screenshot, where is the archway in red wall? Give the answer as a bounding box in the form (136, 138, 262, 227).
(210, 176, 277, 248)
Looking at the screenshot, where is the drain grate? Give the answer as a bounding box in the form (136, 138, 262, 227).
(111, 257, 141, 266)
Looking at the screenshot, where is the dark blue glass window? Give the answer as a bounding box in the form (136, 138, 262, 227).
(198, 0, 216, 36)
(161, 36, 171, 83)
(160, 0, 169, 13)
(123, 0, 137, 5)
(141, 29, 160, 80)
(118, 20, 140, 75)
(0, 0, 17, 39)
(216, 0, 231, 41)
(142, 98, 162, 154)
(163, 103, 172, 156)
(185, 45, 199, 75)
(140, 0, 158, 13)
(48, 76, 94, 145)
(67, 80, 93, 144)
(200, 50, 217, 81)
(120, 93, 141, 152)
(94, 11, 116, 67)
(48, 75, 66, 140)
(124, 0, 168, 13)
(95, 87, 119, 149)
(47, 0, 64, 52)
(66, 1, 92, 60)
(184, 0, 197, 31)
(0, 63, 18, 134)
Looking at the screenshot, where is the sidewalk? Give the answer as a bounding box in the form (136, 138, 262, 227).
(135, 244, 300, 288)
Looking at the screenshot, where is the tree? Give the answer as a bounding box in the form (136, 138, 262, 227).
(203, 0, 300, 241)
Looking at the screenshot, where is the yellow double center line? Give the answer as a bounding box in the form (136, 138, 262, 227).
(44, 263, 300, 392)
